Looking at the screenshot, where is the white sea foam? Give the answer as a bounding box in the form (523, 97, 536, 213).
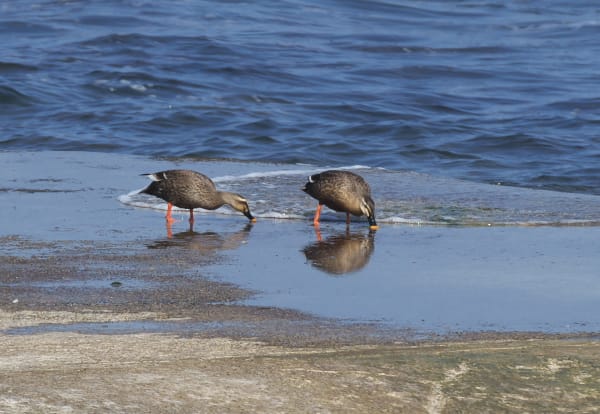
(381, 216, 429, 225)
(119, 79, 147, 92)
(255, 211, 305, 220)
(118, 188, 180, 211)
(117, 188, 144, 202)
(212, 165, 372, 182)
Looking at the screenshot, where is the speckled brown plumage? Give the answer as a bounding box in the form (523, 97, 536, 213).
(302, 170, 378, 229)
(141, 169, 255, 223)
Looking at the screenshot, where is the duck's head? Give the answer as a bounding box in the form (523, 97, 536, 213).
(224, 193, 256, 222)
(361, 196, 378, 230)
(301, 173, 320, 193)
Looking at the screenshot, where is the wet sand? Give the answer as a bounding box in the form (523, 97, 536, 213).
(2, 151, 600, 412)
(2, 239, 600, 413)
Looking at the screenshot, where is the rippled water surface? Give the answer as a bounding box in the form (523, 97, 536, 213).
(2, 0, 600, 194)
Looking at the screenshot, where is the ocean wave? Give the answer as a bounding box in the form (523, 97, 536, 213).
(0, 86, 35, 106)
(0, 61, 38, 73)
(3, 0, 600, 195)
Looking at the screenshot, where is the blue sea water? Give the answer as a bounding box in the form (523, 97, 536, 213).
(4, 2, 600, 335)
(2, 0, 600, 195)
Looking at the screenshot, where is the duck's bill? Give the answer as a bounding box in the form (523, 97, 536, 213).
(368, 217, 378, 230)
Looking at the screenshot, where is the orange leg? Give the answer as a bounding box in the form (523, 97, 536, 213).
(165, 203, 175, 224)
(165, 219, 173, 239)
(313, 204, 323, 226)
(346, 212, 351, 226)
(189, 209, 194, 224)
(314, 226, 323, 242)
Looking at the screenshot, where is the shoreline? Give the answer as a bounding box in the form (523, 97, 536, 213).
(4, 226, 600, 341)
(2, 150, 600, 336)
(2, 233, 600, 412)
(3, 149, 600, 335)
(2, 150, 600, 411)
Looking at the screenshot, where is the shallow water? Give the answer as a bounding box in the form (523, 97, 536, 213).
(216, 224, 600, 333)
(2, 151, 600, 335)
(122, 161, 600, 227)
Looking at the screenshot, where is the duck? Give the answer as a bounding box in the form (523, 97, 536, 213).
(302, 170, 378, 230)
(140, 169, 255, 224)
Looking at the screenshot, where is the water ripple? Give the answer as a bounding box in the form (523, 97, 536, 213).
(1, 0, 599, 194)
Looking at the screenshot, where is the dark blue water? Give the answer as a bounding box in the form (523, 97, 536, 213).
(2, 1, 600, 194)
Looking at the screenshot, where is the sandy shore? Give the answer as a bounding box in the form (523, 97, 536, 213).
(2, 151, 600, 412)
(2, 309, 600, 413)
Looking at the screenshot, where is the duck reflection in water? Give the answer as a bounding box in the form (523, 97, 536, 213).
(165, 215, 250, 239)
(303, 228, 375, 276)
(148, 222, 253, 253)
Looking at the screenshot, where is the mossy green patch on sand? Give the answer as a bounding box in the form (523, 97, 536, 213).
(1, 315, 600, 412)
(251, 340, 600, 413)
